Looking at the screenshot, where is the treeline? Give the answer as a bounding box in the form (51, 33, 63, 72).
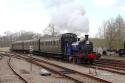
(0, 23, 81, 48)
(96, 15, 125, 49)
(0, 31, 42, 47)
(0, 24, 60, 47)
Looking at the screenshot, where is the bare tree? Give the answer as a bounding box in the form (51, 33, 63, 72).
(43, 24, 59, 37)
(97, 15, 125, 49)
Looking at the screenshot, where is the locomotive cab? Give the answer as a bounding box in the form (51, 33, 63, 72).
(61, 33, 77, 57)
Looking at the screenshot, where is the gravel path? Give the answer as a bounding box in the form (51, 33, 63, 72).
(11, 57, 75, 83)
(0, 56, 24, 83)
(34, 56, 125, 83)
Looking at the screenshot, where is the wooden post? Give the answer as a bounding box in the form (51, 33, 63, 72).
(29, 46, 33, 72)
(95, 66, 98, 75)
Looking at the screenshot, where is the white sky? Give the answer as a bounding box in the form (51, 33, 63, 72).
(0, 0, 50, 35)
(0, 0, 125, 37)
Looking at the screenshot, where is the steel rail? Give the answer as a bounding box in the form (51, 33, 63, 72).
(16, 54, 111, 83)
(7, 57, 28, 83)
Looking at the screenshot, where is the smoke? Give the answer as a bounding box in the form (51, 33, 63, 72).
(42, 0, 89, 34)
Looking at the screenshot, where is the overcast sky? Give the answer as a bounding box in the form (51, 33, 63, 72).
(0, 0, 125, 37)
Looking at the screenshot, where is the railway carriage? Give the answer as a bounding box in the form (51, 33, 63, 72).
(39, 33, 77, 58)
(23, 39, 40, 53)
(11, 33, 77, 55)
(11, 41, 24, 52)
(40, 37, 62, 54)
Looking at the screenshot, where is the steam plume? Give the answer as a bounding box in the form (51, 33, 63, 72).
(42, 0, 89, 34)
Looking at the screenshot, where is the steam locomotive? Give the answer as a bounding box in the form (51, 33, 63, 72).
(11, 33, 96, 64)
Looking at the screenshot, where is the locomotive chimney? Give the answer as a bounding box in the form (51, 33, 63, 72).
(85, 34, 89, 40)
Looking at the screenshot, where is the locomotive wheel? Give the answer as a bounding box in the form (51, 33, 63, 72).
(89, 59, 94, 64)
(83, 59, 88, 64)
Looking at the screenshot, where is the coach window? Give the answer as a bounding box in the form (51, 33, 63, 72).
(50, 41, 51, 46)
(45, 42, 47, 46)
(50, 41, 51, 45)
(47, 41, 49, 46)
(47, 41, 48, 46)
(41, 42, 43, 46)
(51, 41, 52, 45)
(33, 42, 35, 45)
(48, 41, 50, 46)
(43, 41, 46, 46)
(26, 42, 27, 46)
(34, 42, 36, 46)
(27, 42, 29, 46)
(32, 42, 34, 45)
(57, 40, 59, 45)
(56, 41, 57, 46)
(46, 41, 48, 46)
(40, 42, 42, 45)
(33, 42, 34, 46)
(31, 42, 32, 45)
(48, 41, 49, 46)
(53, 41, 54, 45)
(54, 41, 56, 45)
(33, 42, 37, 46)
(42, 42, 44, 46)
(33, 42, 34, 45)
(59, 40, 60, 45)
(55, 41, 56, 46)
(43, 42, 45, 46)
(59, 40, 61, 43)
(51, 41, 53, 46)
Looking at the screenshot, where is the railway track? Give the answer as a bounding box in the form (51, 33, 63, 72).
(76, 58, 125, 75)
(3, 52, 125, 75)
(3, 52, 111, 83)
(7, 57, 29, 83)
(95, 59, 125, 68)
(90, 59, 125, 75)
